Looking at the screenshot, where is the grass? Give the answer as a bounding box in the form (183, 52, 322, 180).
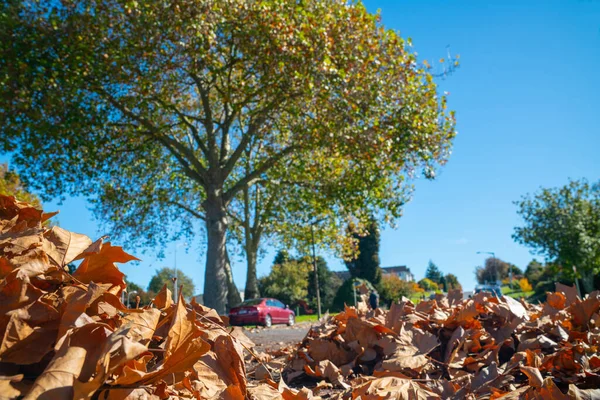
(501, 285, 534, 300)
(295, 312, 338, 323)
(295, 314, 319, 323)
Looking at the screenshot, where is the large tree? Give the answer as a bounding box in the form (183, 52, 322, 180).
(344, 219, 382, 284)
(1, 0, 456, 313)
(425, 260, 444, 284)
(513, 179, 600, 293)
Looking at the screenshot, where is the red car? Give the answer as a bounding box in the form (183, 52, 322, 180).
(229, 298, 295, 327)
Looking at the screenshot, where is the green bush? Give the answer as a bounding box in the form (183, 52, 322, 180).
(332, 278, 375, 312)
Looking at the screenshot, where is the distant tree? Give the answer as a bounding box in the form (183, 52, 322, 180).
(475, 257, 512, 284)
(125, 278, 154, 307)
(524, 259, 544, 284)
(417, 278, 439, 292)
(345, 220, 382, 285)
(513, 179, 600, 293)
(273, 250, 292, 266)
(508, 264, 524, 276)
(425, 261, 444, 285)
(377, 275, 415, 306)
(147, 267, 196, 300)
(0, 164, 41, 207)
(303, 256, 342, 313)
(258, 259, 311, 307)
(444, 274, 462, 291)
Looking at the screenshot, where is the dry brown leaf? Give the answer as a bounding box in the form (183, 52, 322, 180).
(351, 376, 440, 399)
(520, 366, 543, 388)
(24, 323, 114, 399)
(153, 283, 173, 310)
(43, 226, 92, 267)
(72, 239, 139, 288)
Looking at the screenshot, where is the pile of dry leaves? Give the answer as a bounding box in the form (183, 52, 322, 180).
(275, 285, 600, 399)
(3, 195, 600, 400)
(0, 195, 253, 399)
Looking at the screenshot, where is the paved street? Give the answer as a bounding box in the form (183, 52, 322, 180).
(243, 322, 313, 353)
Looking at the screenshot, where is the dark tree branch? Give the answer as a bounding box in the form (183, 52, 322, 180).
(152, 97, 210, 157)
(188, 71, 219, 167)
(223, 145, 298, 203)
(97, 87, 207, 186)
(168, 200, 206, 221)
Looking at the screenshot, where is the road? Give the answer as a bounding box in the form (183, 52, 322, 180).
(243, 322, 313, 353)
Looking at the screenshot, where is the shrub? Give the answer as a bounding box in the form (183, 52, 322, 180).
(377, 275, 415, 306)
(332, 278, 375, 312)
(417, 278, 438, 292)
(519, 278, 533, 292)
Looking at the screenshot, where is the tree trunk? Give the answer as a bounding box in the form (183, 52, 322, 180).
(203, 195, 229, 315)
(579, 269, 595, 295)
(242, 183, 260, 300)
(244, 245, 260, 299)
(225, 249, 242, 308)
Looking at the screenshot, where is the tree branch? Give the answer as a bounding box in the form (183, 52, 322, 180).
(152, 97, 210, 157)
(167, 200, 205, 221)
(97, 87, 207, 186)
(223, 145, 298, 203)
(188, 71, 219, 167)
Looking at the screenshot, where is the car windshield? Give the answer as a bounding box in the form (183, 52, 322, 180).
(240, 298, 263, 306)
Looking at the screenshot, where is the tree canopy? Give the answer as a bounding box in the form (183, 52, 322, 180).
(444, 273, 462, 291)
(513, 179, 600, 293)
(0, 164, 41, 207)
(1, 0, 456, 313)
(147, 267, 196, 300)
(524, 259, 544, 284)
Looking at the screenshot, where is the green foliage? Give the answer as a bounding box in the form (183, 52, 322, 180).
(147, 267, 196, 299)
(425, 261, 444, 284)
(525, 259, 544, 284)
(303, 256, 342, 312)
(273, 250, 292, 266)
(125, 278, 154, 307)
(513, 179, 600, 293)
(332, 278, 375, 312)
(258, 259, 311, 307)
(444, 273, 462, 291)
(344, 219, 382, 285)
(0, 164, 41, 207)
(377, 274, 415, 306)
(417, 278, 439, 292)
(1, 0, 457, 312)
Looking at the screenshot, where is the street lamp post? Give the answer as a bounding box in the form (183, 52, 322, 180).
(127, 290, 138, 309)
(174, 242, 187, 301)
(310, 223, 322, 319)
(476, 251, 499, 284)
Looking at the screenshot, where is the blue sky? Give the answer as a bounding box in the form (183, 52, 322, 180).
(4, 0, 600, 295)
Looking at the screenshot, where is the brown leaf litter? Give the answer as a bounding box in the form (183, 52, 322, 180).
(2, 195, 600, 400)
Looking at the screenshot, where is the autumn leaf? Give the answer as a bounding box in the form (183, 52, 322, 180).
(73, 239, 139, 288)
(43, 226, 92, 267)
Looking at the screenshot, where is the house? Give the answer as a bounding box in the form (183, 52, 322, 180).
(332, 266, 414, 282)
(381, 265, 414, 282)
